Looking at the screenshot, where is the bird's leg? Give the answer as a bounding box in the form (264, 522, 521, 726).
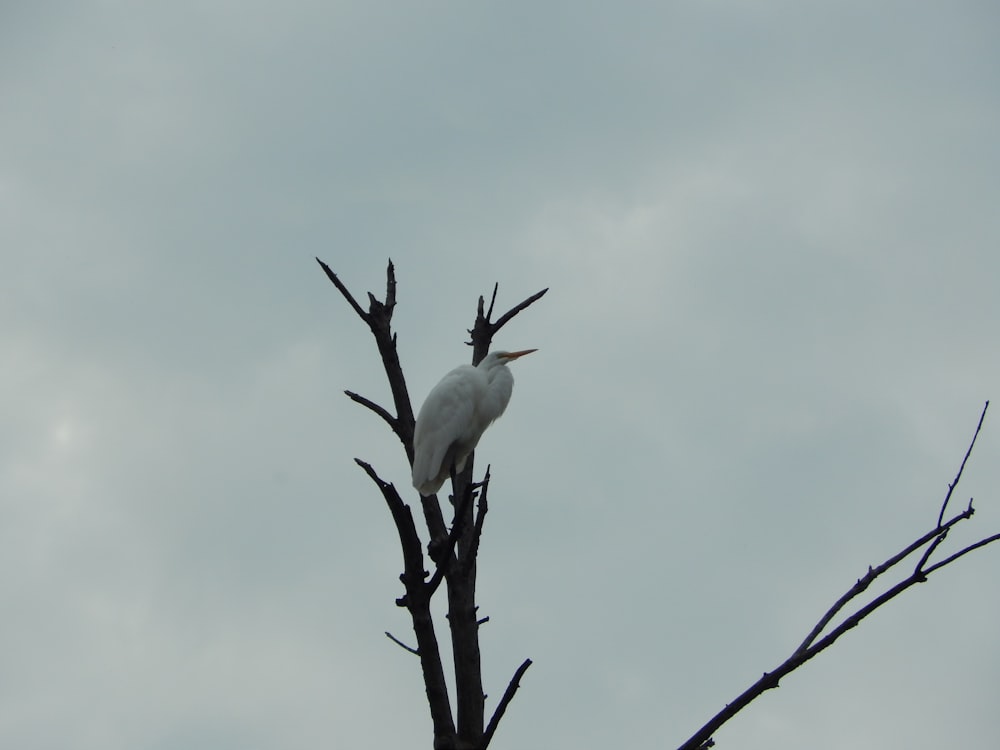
(448, 462, 459, 507)
(445, 462, 481, 560)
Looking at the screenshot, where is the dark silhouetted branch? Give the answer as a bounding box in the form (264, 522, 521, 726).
(484, 283, 499, 322)
(482, 659, 533, 750)
(354, 459, 456, 742)
(467, 285, 549, 364)
(676, 403, 997, 750)
(344, 389, 397, 431)
(316, 257, 368, 321)
(354, 459, 424, 580)
(463, 468, 491, 575)
(937, 400, 988, 526)
(386, 630, 420, 656)
(427, 485, 479, 597)
(317, 257, 417, 459)
(794, 504, 974, 657)
(925, 531, 1000, 574)
(492, 287, 549, 335)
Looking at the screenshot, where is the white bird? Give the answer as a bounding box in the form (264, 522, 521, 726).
(411, 349, 537, 495)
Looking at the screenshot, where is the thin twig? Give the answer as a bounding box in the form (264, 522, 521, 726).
(385, 631, 420, 656)
(344, 390, 397, 430)
(485, 283, 499, 321)
(491, 287, 548, 333)
(938, 401, 989, 527)
(482, 659, 533, 750)
(924, 532, 1000, 575)
(680, 566, 941, 750)
(316, 257, 368, 321)
(794, 506, 974, 655)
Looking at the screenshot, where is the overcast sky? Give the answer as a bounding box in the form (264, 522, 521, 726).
(3, 2, 999, 749)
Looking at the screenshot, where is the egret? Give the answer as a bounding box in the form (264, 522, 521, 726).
(411, 349, 537, 496)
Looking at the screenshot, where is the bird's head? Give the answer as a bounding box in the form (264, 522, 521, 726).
(480, 349, 538, 369)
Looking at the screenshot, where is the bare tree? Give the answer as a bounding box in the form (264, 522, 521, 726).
(318, 259, 997, 750)
(318, 258, 545, 750)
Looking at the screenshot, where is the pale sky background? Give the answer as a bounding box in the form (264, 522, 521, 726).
(2, 2, 999, 749)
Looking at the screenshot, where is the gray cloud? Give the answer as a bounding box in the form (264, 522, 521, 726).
(2, 2, 998, 749)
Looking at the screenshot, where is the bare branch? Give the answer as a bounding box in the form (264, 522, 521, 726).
(482, 659, 533, 750)
(794, 506, 974, 656)
(466, 286, 549, 362)
(914, 527, 950, 574)
(385, 258, 397, 310)
(491, 287, 549, 333)
(317, 258, 417, 457)
(938, 400, 989, 526)
(679, 566, 936, 750)
(344, 390, 397, 430)
(354, 459, 425, 586)
(682, 549, 998, 750)
(354, 458, 456, 741)
(677, 404, 996, 750)
(924, 532, 1000, 575)
(315, 257, 368, 321)
(385, 631, 420, 656)
(485, 283, 498, 321)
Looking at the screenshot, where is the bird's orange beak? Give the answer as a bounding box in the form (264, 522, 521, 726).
(503, 349, 538, 360)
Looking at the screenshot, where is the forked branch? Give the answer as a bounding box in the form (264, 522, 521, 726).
(317, 257, 417, 459)
(676, 401, 996, 750)
(354, 459, 456, 742)
(467, 285, 548, 364)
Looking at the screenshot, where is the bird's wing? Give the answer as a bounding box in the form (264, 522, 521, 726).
(412, 367, 479, 491)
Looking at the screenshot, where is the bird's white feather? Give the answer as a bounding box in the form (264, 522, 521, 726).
(410, 350, 530, 495)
